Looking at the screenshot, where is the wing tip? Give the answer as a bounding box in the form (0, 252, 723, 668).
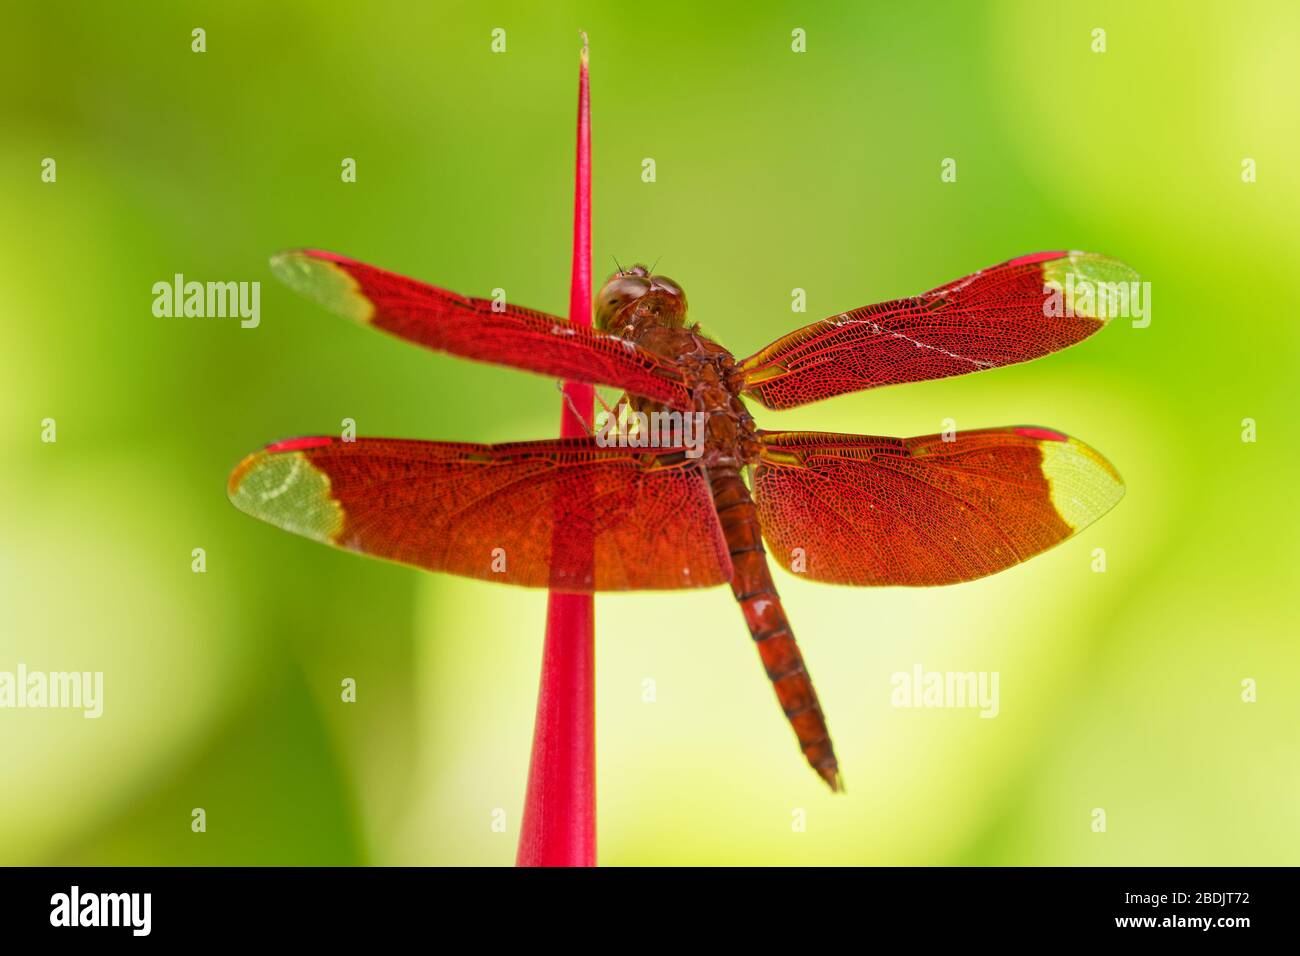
(269, 249, 373, 323)
(1029, 429, 1126, 531)
(226, 452, 258, 500)
(1036, 252, 1141, 325)
(1011, 249, 1140, 279)
(228, 436, 336, 497)
(226, 439, 344, 541)
(1014, 423, 1125, 481)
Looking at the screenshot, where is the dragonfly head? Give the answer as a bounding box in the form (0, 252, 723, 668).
(595, 264, 687, 335)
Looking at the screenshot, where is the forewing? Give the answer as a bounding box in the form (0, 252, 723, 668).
(739, 252, 1137, 409)
(271, 250, 693, 409)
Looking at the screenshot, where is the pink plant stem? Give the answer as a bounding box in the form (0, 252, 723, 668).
(516, 36, 595, 868)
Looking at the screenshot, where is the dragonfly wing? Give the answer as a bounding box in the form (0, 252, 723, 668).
(752, 426, 1123, 586)
(738, 252, 1137, 409)
(271, 250, 693, 410)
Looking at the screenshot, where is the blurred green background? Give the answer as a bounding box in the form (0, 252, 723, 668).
(3, 0, 1297, 866)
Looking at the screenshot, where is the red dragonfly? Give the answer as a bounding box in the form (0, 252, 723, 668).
(229, 249, 1132, 789)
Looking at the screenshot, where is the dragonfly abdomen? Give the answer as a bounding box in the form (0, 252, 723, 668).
(708, 464, 842, 791)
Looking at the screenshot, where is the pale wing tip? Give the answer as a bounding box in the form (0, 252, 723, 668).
(1019, 250, 1139, 284)
(1064, 251, 1141, 285)
(227, 451, 259, 501)
(227, 445, 344, 541)
(269, 249, 372, 323)
(1035, 253, 1141, 324)
(1038, 434, 1126, 533)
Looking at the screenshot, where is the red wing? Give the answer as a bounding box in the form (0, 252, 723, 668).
(228, 436, 732, 592)
(738, 251, 1137, 409)
(753, 426, 1123, 586)
(270, 250, 693, 410)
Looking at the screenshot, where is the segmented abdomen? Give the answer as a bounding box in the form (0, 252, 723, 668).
(708, 464, 841, 790)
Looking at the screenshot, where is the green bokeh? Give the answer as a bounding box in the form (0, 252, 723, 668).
(3, 0, 1296, 865)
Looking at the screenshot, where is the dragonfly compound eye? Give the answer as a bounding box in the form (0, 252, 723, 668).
(650, 274, 683, 298)
(595, 275, 652, 330)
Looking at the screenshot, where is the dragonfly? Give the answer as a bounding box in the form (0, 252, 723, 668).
(229, 249, 1133, 790)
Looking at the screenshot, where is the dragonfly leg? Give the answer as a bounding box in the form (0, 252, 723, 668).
(554, 380, 595, 437)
